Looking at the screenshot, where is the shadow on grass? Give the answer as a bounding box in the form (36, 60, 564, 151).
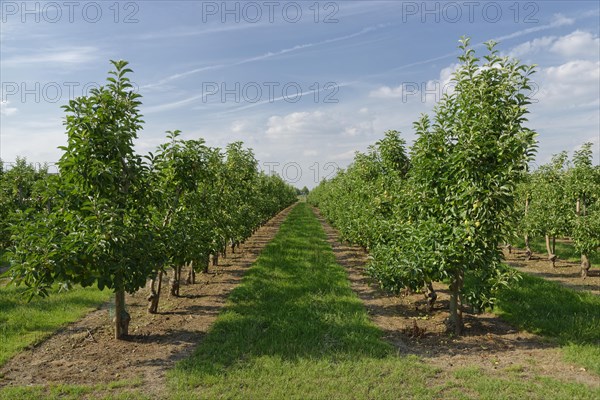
(173, 204, 392, 378)
(496, 273, 600, 346)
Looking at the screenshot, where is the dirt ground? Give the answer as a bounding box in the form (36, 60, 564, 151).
(0, 205, 295, 395)
(503, 247, 599, 296)
(312, 208, 599, 388)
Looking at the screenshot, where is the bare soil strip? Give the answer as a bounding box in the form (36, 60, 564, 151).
(311, 207, 599, 388)
(0, 204, 296, 395)
(504, 248, 599, 296)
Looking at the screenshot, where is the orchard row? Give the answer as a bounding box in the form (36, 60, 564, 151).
(309, 38, 598, 334)
(0, 61, 297, 338)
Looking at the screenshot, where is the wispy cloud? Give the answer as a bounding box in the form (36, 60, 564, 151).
(2, 46, 99, 67)
(216, 81, 355, 115)
(143, 25, 389, 89)
(137, 23, 261, 41)
(143, 93, 209, 114)
(492, 13, 574, 42)
(372, 13, 577, 79)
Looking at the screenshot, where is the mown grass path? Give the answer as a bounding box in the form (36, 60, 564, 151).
(167, 203, 599, 400)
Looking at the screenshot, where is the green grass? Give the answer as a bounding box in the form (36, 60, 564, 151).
(497, 273, 600, 374)
(514, 237, 600, 265)
(0, 282, 111, 366)
(0, 379, 148, 400)
(166, 203, 599, 399)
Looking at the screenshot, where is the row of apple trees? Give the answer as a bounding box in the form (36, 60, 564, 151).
(516, 143, 600, 277)
(2, 60, 297, 339)
(309, 38, 538, 334)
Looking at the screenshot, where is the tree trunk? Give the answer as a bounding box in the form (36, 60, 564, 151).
(148, 270, 163, 314)
(524, 197, 531, 260)
(524, 234, 532, 260)
(203, 255, 210, 273)
(212, 253, 219, 266)
(425, 282, 437, 312)
(447, 269, 464, 335)
(147, 274, 157, 313)
(576, 198, 591, 279)
(545, 235, 557, 267)
(552, 236, 556, 255)
(170, 267, 180, 297)
(581, 254, 590, 279)
(186, 262, 195, 284)
(114, 288, 130, 339)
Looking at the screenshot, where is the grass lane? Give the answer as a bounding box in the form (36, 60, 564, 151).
(167, 203, 599, 400)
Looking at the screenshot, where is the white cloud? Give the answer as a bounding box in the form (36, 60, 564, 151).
(509, 36, 556, 58)
(538, 59, 599, 106)
(137, 24, 260, 41)
(551, 30, 600, 58)
(508, 30, 599, 60)
(369, 85, 404, 99)
(533, 60, 599, 110)
(143, 93, 206, 114)
(550, 13, 576, 27)
(266, 111, 320, 139)
(493, 13, 574, 43)
(543, 60, 599, 85)
(371, 63, 459, 104)
(331, 150, 357, 161)
(231, 120, 247, 133)
(0, 100, 18, 116)
(146, 25, 388, 88)
(2, 46, 99, 67)
(265, 109, 375, 141)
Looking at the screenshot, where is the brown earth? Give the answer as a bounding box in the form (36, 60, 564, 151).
(0, 204, 295, 396)
(311, 207, 599, 388)
(504, 247, 599, 295)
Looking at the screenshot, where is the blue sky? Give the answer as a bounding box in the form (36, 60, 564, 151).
(1, 0, 599, 188)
